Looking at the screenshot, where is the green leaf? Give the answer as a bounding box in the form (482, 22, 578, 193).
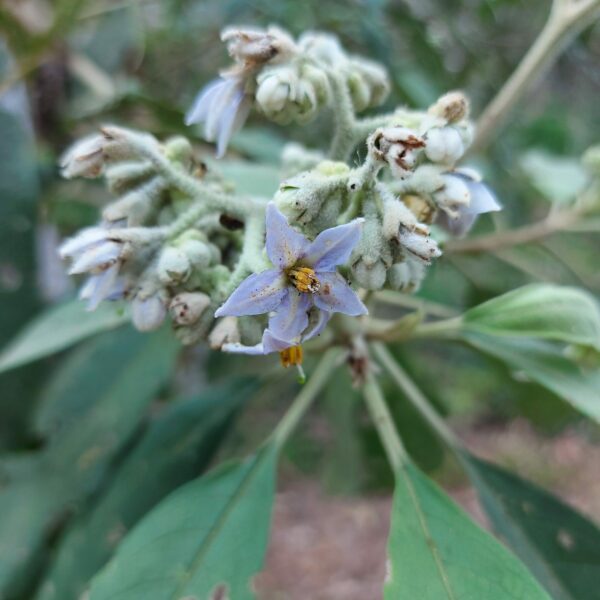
(0, 300, 129, 374)
(89, 445, 278, 600)
(464, 333, 600, 423)
(520, 150, 588, 204)
(0, 327, 179, 598)
(462, 284, 600, 350)
(36, 377, 260, 600)
(462, 453, 600, 600)
(229, 127, 286, 164)
(385, 460, 550, 599)
(212, 159, 281, 197)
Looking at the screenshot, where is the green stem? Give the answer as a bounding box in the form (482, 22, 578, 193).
(411, 316, 463, 340)
(374, 290, 460, 318)
(328, 70, 360, 161)
(362, 371, 408, 472)
(472, 0, 600, 152)
(271, 348, 341, 451)
(372, 343, 458, 448)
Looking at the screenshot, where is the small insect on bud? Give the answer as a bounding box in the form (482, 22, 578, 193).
(428, 91, 470, 123)
(169, 292, 210, 326)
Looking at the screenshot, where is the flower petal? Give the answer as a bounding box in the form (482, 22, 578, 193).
(214, 269, 287, 317)
(79, 263, 121, 311)
(268, 289, 311, 344)
(205, 78, 240, 142)
(435, 210, 477, 237)
(313, 272, 367, 316)
(185, 78, 224, 126)
(221, 329, 293, 355)
(304, 219, 364, 271)
(265, 203, 309, 269)
(216, 90, 252, 158)
(262, 330, 294, 353)
(465, 180, 501, 214)
(222, 341, 267, 355)
(59, 226, 106, 258)
(69, 241, 121, 274)
(303, 308, 331, 341)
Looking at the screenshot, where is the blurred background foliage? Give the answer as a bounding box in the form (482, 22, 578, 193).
(0, 0, 599, 598)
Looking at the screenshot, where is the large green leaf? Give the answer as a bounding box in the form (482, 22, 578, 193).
(36, 377, 259, 600)
(0, 327, 179, 598)
(462, 453, 600, 600)
(385, 460, 550, 599)
(0, 299, 129, 374)
(520, 150, 588, 204)
(465, 332, 600, 423)
(89, 445, 278, 600)
(462, 284, 600, 349)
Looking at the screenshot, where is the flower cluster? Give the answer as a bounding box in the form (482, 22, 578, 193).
(57, 25, 501, 370)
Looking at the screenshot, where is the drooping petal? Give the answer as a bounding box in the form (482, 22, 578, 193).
(205, 78, 240, 142)
(69, 241, 121, 274)
(59, 226, 106, 258)
(262, 329, 295, 353)
(214, 269, 287, 317)
(185, 78, 225, 126)
(265, 203, 309, 269)
(313, 271, 367, 316)
(221, 341, 267, 355)
(435, 210, 477, 237)
(268, 289, 311, 344)
(221, 328, 293, 355)
(304, 219, 364, 271)
(466, 180, 501, 214)
(303, 307, 331, 341)
(79, 263, 121, 311)
(216, 88, 252, 158)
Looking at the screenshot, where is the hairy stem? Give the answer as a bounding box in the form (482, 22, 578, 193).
(328, 70, 359, 161)
(271, 348, 342, 450)
(362, 371, 408, 472)
(473, 0, 600, 152)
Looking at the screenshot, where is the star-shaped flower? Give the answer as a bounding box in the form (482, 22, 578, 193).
(215, 203, 367, 354)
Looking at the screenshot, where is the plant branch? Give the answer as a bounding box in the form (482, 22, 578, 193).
(443, 209, 579, 254)
(472, 0, 600, 152)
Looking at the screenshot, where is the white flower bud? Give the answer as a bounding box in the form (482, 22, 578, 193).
(347, 57, 390, 111)
(132, 293, 167, 332)
(428, 91, 470, 123)
(60, 135, 105, 179)
(424, 127, 465, 165)
(169, 292, 211, 325)
(399, 226, 442, 264)
(388, 258, 426, 292)
(352, 259, 387, 290)
(209, 316, 241, 350)
(370, 127, 425, 180)
(157, 247, 191, 285)
(179, 239, 213, 269)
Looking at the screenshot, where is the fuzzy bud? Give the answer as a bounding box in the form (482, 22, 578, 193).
(169, 292, 211, 326)
(221, 26, 297, 68)
(132, 292, 167, 332)
(352, 259, 387, 290)
(388, 258, 426, 293)
(209, 316, 241, 349)
(346, 57, 390, 111)
(60, 135, 106, 179)
(428, 91, 470, 123)
(424, 126, 465, 165)
(157, 246, 191, 285)
(370, 127, 426, 180)
(399, 226, 442, 264)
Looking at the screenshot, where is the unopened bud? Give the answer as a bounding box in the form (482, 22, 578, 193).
(352, 259, 387, 290)
(428, 91, 470, 123)
(209, 316, 241, 349)
(169, 292, 210, 325)
(388, 259, 426, 292)
(157, 246, 191, 285)
(60, 135, 105, 179)
(132, 292, 167, 332)
(424, 126, 465, 165)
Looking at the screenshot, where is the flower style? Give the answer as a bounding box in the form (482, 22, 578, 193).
(434, 169, 501, 237)
(214, 203, 367, 354)
(185, 27, 297, 157)
(59, 223, 126, 310)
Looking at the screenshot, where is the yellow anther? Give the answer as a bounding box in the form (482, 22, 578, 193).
(287, 266, 320, 293)
(279, 345, 303, 368)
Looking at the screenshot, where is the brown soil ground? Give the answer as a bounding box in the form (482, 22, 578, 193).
(254, 419, 600, 600)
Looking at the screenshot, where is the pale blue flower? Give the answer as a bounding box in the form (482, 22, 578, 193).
(185, 75, 252, 158)
(435, 170, 501, 237)
(215, 203, 367, 355)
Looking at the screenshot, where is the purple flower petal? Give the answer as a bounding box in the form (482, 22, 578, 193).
(216, 91, 252, 158)
(59, 226, 106, 258)
(466, 181, 501, 214)
(265, 203, 309, 269)
(221, 329, 293, 355)
(69, 241, 121, 274)
(205, 78, 240, 142)
(262, 329, 295, 353)
(304, 219, 363, 271)
(221, 341, 267, 355)
(215, 269, 287, 317)
(80, 263, 121, 311)
(435, 210, 477, 237)
(314, 272, 367, 316)
(303, 308, 331, 341)
(268, 289, 311, 344)
(185, 78, 224, 126)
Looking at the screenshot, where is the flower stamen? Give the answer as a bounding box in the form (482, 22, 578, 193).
(279, 344, 303, 368)
(288, 266, 321, 293)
